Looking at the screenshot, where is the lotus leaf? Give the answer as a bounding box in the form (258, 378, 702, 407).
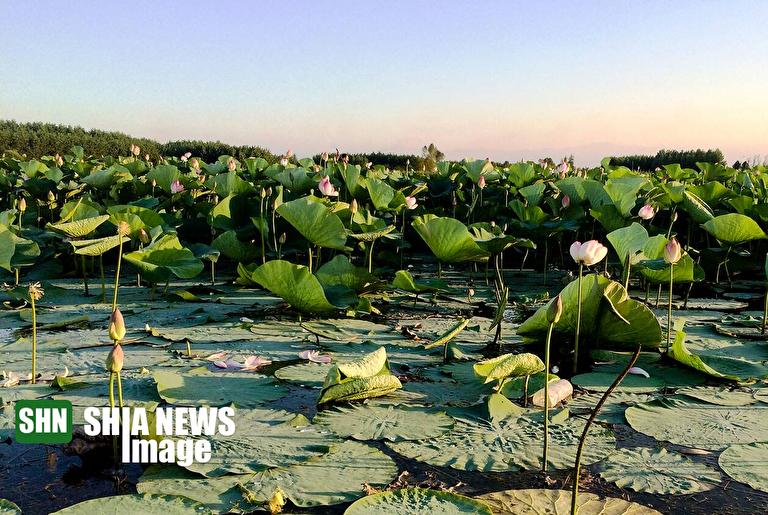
(476, 489, 662, 515)
(70, 234, 129, 256)
(124, 234, 204, 283)
(277, 197, 347, 250)
(702, 213, 766, 246)
(412, 215, 490, 263)
(313, 404, 454, 441)
(392, 270, 448, 294)
(344, 488, 493, 515)
(46, 214, 110, 238)
(318, 347, 402, 404)
(473, 353, 544, 384)
(153, 370, 288, 408)
(719, 443, 768, 493)
(50, 494, 211, 515)
(250, 260, 343, 313)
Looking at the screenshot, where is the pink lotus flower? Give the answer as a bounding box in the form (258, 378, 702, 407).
(299, 350, 332, 364)
(557, 160, 569, 177)
(279, 157, 289, 167)
(170, 180, 184, 194)
(477, 176, 486, 189)
(664, 238, 682, 264)
(144, 153, 150, 161)
(405, 196, 418, 210)
(569, 240, 608, 266)
(318, 176, 339, 197)
(321, 151, 329, 162)
(184, 152, 192, 159)
(561, 195, 570, 209)
(204, 351, 229, 361)
(55, 154, 63, 167)
(638, 205, 655, 220)
(131, 144, 140, 156)
(180, 155, 188, 163)
(228, 159, 236, 171)
(214, 355, 271, 371)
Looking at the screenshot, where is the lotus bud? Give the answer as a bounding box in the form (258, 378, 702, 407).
(279, 233, 287, 245)
(267, 187, 272, 196)
(351, 199, 358, 214)
(546, 295, 563, 324)
(47, 190, 56, 202)
(490, 221, 496, 228)
(286, 148, 293, 158)
(638, 204, 655, 220)
(503, 224, 508, 232)
(192, 158, 200, 170)
(105, 344, 124, 373)
(55, 153, 63, 166)
(313, 165, 320, 172)
(261, 187, 267, 199)
(144, 153, 150, 161)
(477, 176, 486, 189)
(228, 159, 236, 171)
(561, 195, 570, 209)
(672, 211, 678, 222)
(321, 151, 329, 162)
(184, 152, 192, 159)
(180, 155, 188, 163)
(532, 379, 573, 407)
(132, 144, 140, 156)
(569, 240, 608, 266)
(214, 195, 219, 204)
(279, 157, 288, 167)
(151, 178, 157, 188)
(109, 308, 126, 342)
(664, 238, 682, 264)
(19, 197, 26, 212)
(138, 228, 150, 244)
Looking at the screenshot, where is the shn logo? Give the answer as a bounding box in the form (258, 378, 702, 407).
(15, 400, 73, 443)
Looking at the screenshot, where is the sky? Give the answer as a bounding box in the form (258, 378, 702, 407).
(1, 1, 767, 166)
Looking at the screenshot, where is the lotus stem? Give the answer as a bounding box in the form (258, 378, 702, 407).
(573, 264, 583, 374)
(211, 260, 215, 286)
(400, 212, 407, 270)
(116, 371, 124, 409)
(81, 254, 89, 295)
(523, 374, 530, 407)
(762, 284, 767, 335)
(186, 339, 192, 357)
(100, 255, 106, 303)
(308, 245, 313, 272)
(623, 252, 631, 291)
(543, 241, 548, 285)
(163, 278, 170, 294)
(14, 268, 19, 285)
(520, 248, 529, 272)
(259, 198, 266, 265)
(667, 264, 674, 353)
(438, 261, 442, 280)
(543, 321, 554, 472)
(272, 208, 278, 252)
(109, 372, 118, 464)
(112, 236, 124, 312)
(655, 285, 661, 308)
(30, 292, 37, 384)
(571, 344, 642, 515)
(367, 240, 375, 273)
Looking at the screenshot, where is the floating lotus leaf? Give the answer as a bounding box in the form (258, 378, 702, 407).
(238, 441, 398, 508)
(124, 234, 204, 284)
(153, 370, 288, 408)
(318, 347, 402, 404)
(719, 443, 768, 493)
(571, 372, 665, 394)
(518, 274, 661, 350)
(598, 448, 720, 494)
(702, 213, 766, 246)
(181, 408, 339, 477)
(313, 404, 454, 441)
(50, 494, 211, 515)
(251, 260, 345, 313)
(473, 353, 544, 384)
(399, 381, 490, 407)
(676, 386, 759, 406)
(277, 197, 348, 250)
(626, 397, 768, 450)
(70, 234, 129, 256)
(567, 392, 656, 424)
(412, 215, 490, 263)
(46, 214, 110, 238)
(391, 270, 448, 294)
(274, 362, 331, 387)
(476, 489, 661, 515)
(344, 488, 493, 515)
(0, 500, 20, 515)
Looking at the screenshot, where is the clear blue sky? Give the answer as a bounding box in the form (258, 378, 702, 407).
(1, 1, 766, 165)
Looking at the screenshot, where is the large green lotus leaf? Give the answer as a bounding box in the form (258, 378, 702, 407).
(153, 370, 288, 408)
(365, 176, 396, 211)
(9, 233, 41, 270)
(274, 362, 331, 387)
(669, 322, 768, 382)
(277, 197, 347, 250)
(625, 397, 768, 450)
(683, 190, 715, 223)
(607, 222, 651, 267)
(571, 372, 664, 394)
(518, 275, 661, 350)
(46, 214, 110, 238)
(316, 255, 383, 293)
(0, 499, 20, 515)
(639, 252, 703, 284)
(205, 171, 255, 196)
(0, 230, 15, 271)
(412, 215, 490, 263)
(598, 448, 720, 494)
(313, 404, 454, 441)
(469, 225, 535, 255)
(702, 213, 766, 246)
(604, 178, 644, 217)
(137, 466, 257, 514)
(238, 441, 398, 508)
(688, 181, 737, 207)
(182, 408, 339, 477)
(211, 230, 260, 263)
(473, 353, 544, 384)
(344, 488, 492, 515)
(70, 234, 129, 256)
(388, 411, 615, 472)
(108, 204, 165, 228)
(464, 159, 493, 183)
(719, 443, 768, 494)
(81, 166, 132, 189)
(50, 494, 211, 515)
(567, 392, 656, 424)
(147, 165, 181, 193)
(676, 386, 758, 407)
(208, 194, 254, 231)
(251, 260, 340, 313)
(318, 374, 403, 404)
(476, 489, 662, 515)
(392, 270, 448, 294)
(124, 234, 204, 283)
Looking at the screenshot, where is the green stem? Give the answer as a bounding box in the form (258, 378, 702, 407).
(259, 199, 266, 265)
(81, 254, 89, 295)
(116, 371, 124, 409)
(543, 241, 548, 284)
(571, 344, 642, 515)
(100, 255, 106, 303)
(30, 294, 37, 384)
(762, 285, 767, 335)
(308, 245, 313, 272)
(543, 322, 554, 472)
(109, 372, 117, 465)
(112, 238, 123, 312)
(367, 239, 375, 273)
(573, 264, 583, 374)
(438, 261, 442, 280)
(186, 339, 192, 357)
(667, 264, 674, 353)
(623, 252, 631, 291)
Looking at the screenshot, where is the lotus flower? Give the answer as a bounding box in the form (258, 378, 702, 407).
(19, 197, 26, 212)
(105, 344, 124, 373)
(286, 148, 293, 158)
(228, 159, 236, 171)
(191, 158, 200, 170)
(321, 151, 329, 162)
(170, 180, 184, 194)
(299, 350, 332, 364)
(55, 154, 63, 167)
(561, 195, 570, 209)
(664, 238, 681, 264)
(109, 308, 126, 342)
(405, 196, 418, 210)
(318, 176, 339, 197)
(557, 160, 569, 177)
(180, 154, 188, 163)
(638, 205, 655, 220)
(279, 157, 289, 167)
(184, 152, 192, 159)
(569, 240, 608, 267)
(477, 176, 486, 189)
(131, 144, 140, 156)
(214, 355, 271, 370)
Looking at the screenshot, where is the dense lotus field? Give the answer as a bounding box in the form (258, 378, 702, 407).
(2, 148, 768, 514)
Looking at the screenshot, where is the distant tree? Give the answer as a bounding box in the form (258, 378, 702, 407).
(421, 143, 444, 172)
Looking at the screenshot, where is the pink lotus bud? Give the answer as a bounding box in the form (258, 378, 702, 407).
(638, 204, 655, 220)
(228, 159, 236, 171)
(105, 344, 124, 373)
(279, 157, 288, 167)
(184, 152, 192, 159)
(557, 160, 569, 176)
(405, 196, 418, 210)
(131, 144, 140, 156)
(170, 180, 184, 194)
(55, 154, 63, 166)
(569, 240, 608, 266)
(47, 190, 56, 202)
(664, 238, 682, 264)
(318, 176, 339, 197)
(109, 308, 126, 342)
(138, 228, 150, 244)
(286, 148, 293, 158)
(144, 153, 150, 161)
(19, 197, 27, 212)
(180, 155, 188, 163)
(321, 151, 329, 162)
(279, 232, 287, 244)
(313, 165, 320, 172)
(561, 195, 570, 209)
(477, 176, 486, 189)
(351, 199, 358, 214)
(547, 295, 563, 324)
(261, 188, 267, 199)
(192, 158, 199, 170)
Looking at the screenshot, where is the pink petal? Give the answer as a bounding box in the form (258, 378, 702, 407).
(213, 361, 228, 369)
(205, 352, 229, 361)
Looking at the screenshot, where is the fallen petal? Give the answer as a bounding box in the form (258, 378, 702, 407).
(205, 352, 229, 361)
(628, 366, 650, 378)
